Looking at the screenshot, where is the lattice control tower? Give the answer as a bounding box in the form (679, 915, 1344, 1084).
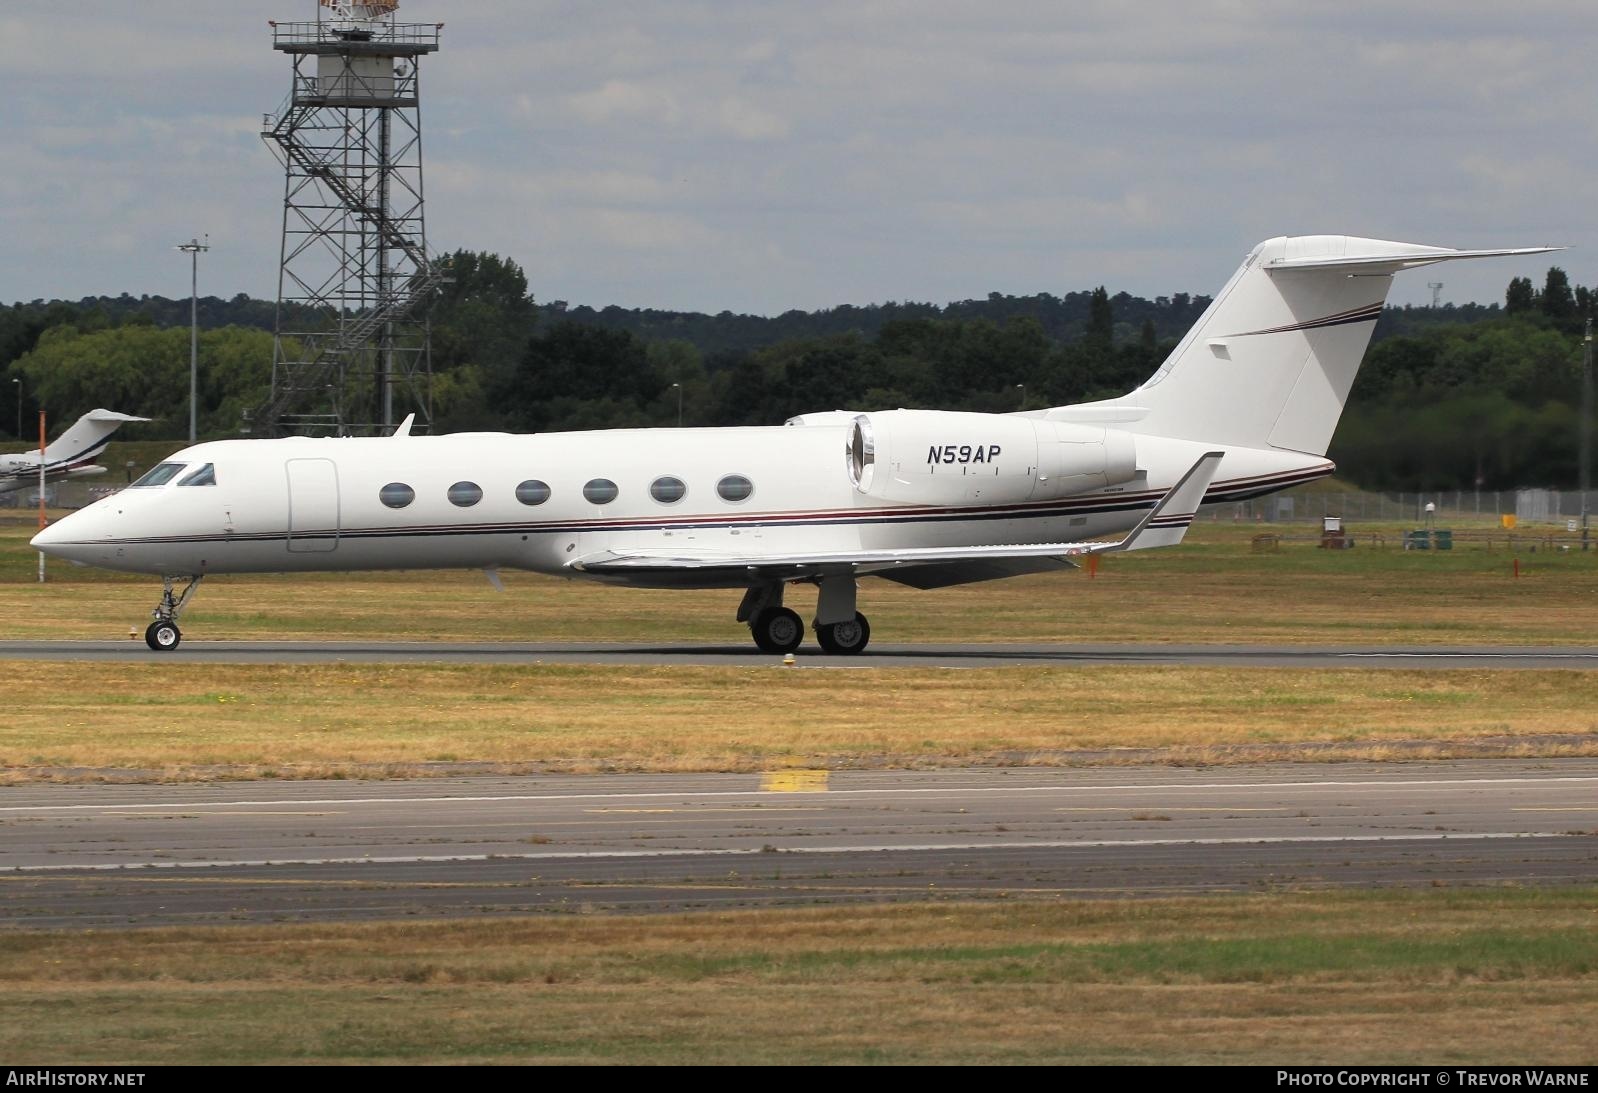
(257, 1, 443, 436)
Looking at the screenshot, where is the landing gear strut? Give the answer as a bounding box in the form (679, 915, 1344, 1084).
(145, 575, 203, 652)
(811, 574, 870, 656)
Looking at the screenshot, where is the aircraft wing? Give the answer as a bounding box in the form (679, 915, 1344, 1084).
(570, 452, 1223, 582)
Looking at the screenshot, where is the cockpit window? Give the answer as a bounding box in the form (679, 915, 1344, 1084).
(177, 463, 216, 487)
(130, 462, 187, 488)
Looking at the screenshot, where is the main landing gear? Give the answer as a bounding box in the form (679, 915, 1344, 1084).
(815, 612, 871, 655)
(145, 575, 203, 652)
(750, 606, 804, 654)
(738, 578, 872, 656)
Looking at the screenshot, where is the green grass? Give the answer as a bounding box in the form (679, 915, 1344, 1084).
(1, 889, 1594, 1064)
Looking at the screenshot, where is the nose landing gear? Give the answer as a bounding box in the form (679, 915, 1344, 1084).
(145, 575, 203, 652)
(145, 619, 182, 652)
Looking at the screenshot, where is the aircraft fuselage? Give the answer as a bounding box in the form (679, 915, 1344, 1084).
(33, 425, 1327, 583)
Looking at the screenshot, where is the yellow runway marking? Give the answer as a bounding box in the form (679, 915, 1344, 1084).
(761, 770, 830, 792)
(584, 807, 824, 814)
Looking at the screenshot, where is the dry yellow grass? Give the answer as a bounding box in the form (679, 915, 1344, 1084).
(3, 519, 1597, 645)
(3, 520, 1595, 781)
(1, 661, 1595, 778)
(1, 891, 1594, 1064)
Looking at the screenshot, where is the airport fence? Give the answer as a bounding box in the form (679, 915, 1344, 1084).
(1221, 488, 1594, 530)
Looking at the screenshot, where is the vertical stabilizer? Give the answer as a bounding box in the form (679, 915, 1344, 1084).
(1071, 236, 1560, 456)
(39, 409, 149, 469)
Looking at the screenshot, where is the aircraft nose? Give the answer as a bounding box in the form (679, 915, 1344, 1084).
(31, 510, 100, 562)
(30, 521, 66, 551)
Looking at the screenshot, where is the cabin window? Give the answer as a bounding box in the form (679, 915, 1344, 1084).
(130, 462, 186, 488)
(447, 481, 483, 507)
(379, 482, 415, 509)
(583, 478, 619, 505)
(515, 480, 551, 506)
(650, 475, 687, 504)
(177, 463, 216, 487)
(716, 474, 754, 503)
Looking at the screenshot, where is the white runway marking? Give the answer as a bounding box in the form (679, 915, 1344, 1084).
(0, 831, 1576, 874)
(3, 775, 1595, 814)
(1338, 653, 1598, 659)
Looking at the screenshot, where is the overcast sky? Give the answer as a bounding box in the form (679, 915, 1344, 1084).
(1, 1, 1591, 316)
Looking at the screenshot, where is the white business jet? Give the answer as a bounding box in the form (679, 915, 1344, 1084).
(1, 408, 149, 496)
(33, 236, 1554, 652)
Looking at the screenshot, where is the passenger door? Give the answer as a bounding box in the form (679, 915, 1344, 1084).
(285, 458, 340, 553)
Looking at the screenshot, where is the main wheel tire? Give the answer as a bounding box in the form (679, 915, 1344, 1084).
(145, 619, 182, 652)
(750, 606, 803, 654)
(815, 612, 871, 655)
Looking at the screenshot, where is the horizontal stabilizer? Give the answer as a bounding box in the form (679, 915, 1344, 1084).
(1266, 244, 1564, 275)
(80, 409, 151, 425)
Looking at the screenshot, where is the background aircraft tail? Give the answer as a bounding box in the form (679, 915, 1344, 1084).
(39, 409, 149, 469)
(1069, 236, 1558, 456)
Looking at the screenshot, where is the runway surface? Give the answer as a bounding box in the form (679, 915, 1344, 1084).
(3, 639, 1598, 668)
(3, 760, 1595, 928)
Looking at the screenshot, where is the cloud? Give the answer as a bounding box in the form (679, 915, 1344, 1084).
(565, 80, 682, 127)
(0, 1, 1589, 313)
(716, 97, 788, 141)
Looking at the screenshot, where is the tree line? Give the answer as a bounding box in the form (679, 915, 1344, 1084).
(3, 254, 1594, 492)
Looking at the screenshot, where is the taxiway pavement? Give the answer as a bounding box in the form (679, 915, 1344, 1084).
(3, 760, 1595, 928)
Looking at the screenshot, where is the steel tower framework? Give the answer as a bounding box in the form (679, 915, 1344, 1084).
(257, 6, 442, 435)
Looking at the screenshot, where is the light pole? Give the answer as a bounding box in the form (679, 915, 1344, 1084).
(1015, 384, 1025, 411)
(176, 236, 209, 443)
(671, 382, 682, 427)
(10, 377, 19, 441)
(1582, 318, 1592, 550)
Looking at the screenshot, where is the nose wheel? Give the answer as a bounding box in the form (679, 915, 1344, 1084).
(144, 575, 203, 653)
(145, 620, 182, 651)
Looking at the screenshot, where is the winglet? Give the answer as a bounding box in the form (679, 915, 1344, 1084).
(1100, 451, 1223, 554)
(392, 413, 416, 438)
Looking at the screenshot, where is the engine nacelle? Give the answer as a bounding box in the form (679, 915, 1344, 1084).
(846, 409, 1138, 506)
